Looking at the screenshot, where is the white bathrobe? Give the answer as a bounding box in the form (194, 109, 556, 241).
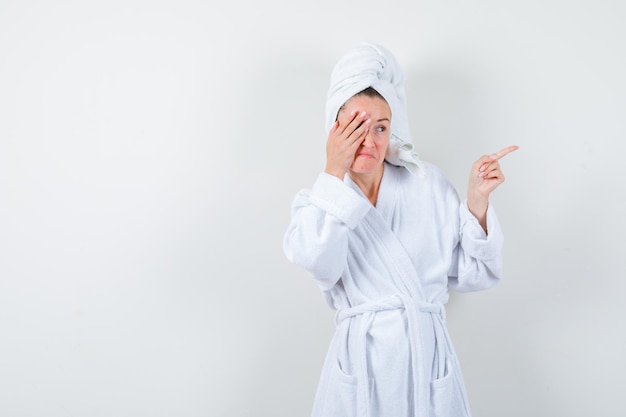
(283, 161, 504, 417)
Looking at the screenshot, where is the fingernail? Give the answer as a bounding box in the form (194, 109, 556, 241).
(365, 119, 371, 124)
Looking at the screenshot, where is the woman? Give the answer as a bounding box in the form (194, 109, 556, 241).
(283, 42, 517, 417)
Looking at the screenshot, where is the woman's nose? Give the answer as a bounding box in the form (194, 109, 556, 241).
(362, 130, 374, 147)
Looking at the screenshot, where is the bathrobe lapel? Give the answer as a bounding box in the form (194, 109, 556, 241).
(362, 204, 435, 417)
(348, 166, 443, 417)
(344, 164, 470, 417)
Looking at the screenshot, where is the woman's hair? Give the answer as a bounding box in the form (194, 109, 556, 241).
(337, 87, 386, 117)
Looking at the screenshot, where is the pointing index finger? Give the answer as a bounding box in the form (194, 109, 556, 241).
(490, 145, 519, 160)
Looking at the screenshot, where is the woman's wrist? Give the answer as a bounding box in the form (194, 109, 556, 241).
(467, 194, 489, 233)
(324, 165, 347, 180)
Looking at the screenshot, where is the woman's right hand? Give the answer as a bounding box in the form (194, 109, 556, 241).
(324, 110, 371, 179)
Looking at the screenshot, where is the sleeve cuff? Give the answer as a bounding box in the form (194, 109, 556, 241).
(309, 173, 371, 229)
(459, 200, 504, 260)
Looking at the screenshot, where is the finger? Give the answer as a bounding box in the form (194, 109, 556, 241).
(338, 110, 364, 129)
(347, 118, 371, 145)
(482, 163, 501, 177)
(479, 159, 499, 173)
(477, 158, 503, 177)
(478, 164, 496, 178)
(335, 110, 360, 136)
(474, 154, 494, 170)
(489, 145, 519, 160)
(333, 122, 367, 153)
(348, 128, 368, 151)
(482, 159, 506, 180)
(484, 168, 505, 183)
(346, 111, 369, 133)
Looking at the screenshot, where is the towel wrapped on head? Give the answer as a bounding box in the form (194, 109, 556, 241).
(325, 42, 425, 177)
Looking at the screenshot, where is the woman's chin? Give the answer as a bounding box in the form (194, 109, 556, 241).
(350, 160, 383, 175)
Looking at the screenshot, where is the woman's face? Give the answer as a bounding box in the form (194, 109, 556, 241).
(338, 94, 391, 177)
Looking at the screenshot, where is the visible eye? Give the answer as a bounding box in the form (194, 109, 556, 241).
(376, 126, 387, 132)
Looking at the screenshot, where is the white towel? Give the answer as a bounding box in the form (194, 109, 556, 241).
(325, 42, 425, 177)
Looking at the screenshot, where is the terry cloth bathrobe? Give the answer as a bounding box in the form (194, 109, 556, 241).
(282, 43, 504, 417)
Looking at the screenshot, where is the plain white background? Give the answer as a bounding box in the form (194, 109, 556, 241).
(1, 0, 625, 416)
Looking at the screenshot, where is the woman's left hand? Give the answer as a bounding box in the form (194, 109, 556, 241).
(467, 145, 518, 232)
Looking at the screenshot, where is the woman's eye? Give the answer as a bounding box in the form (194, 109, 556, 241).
(376, 126, 386, 132)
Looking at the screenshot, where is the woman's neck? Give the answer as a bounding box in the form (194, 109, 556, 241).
(349, 164, 385, 206)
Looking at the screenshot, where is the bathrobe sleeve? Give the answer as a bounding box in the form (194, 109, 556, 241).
(283, 172, 372, 290)
(449, 199, 505, 292)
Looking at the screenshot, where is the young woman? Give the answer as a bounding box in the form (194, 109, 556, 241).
(283, 42, 517, 417)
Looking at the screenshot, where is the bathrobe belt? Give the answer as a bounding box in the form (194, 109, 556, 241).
(335, 294, 447, 417)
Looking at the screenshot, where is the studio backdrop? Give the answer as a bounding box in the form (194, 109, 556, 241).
(0, 0, 624, 416)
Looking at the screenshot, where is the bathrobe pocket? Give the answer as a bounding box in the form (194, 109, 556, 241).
(320, 361, 358, 416)
(430, 359, 453, 417)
